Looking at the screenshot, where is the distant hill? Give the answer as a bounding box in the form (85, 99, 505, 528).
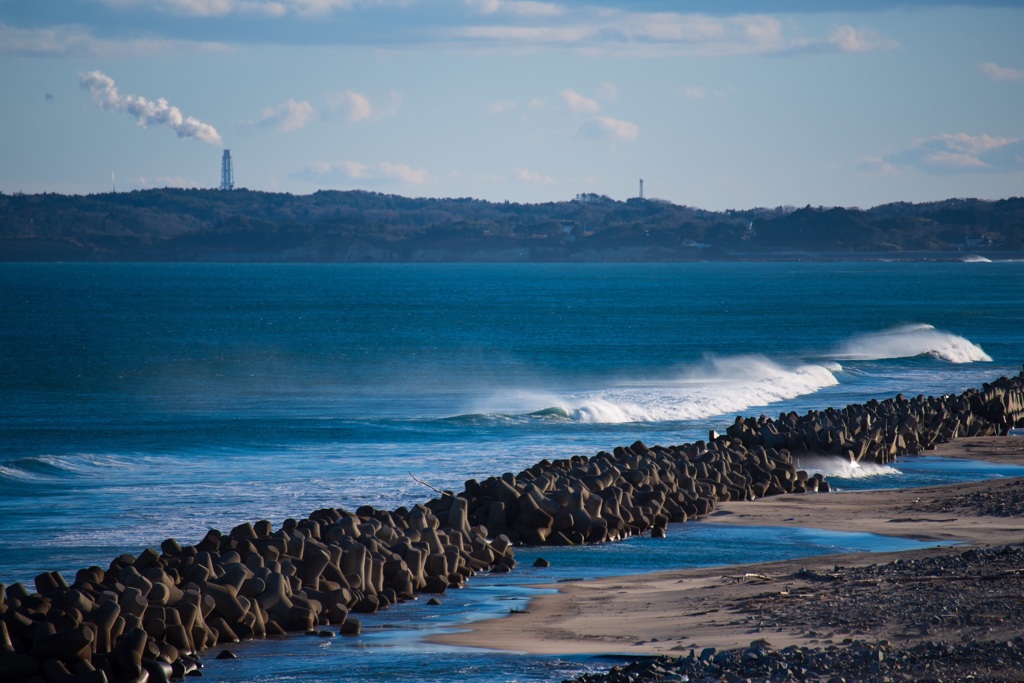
(1, 189, 1022, 262)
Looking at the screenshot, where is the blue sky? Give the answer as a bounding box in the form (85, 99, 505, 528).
(1, 1, 1022, 210)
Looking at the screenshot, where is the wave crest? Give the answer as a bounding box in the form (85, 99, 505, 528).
(560, 356, 840, 424)
(795, 455, 902, 479)
(833, 324, 991, 364)
(0, 453, 129, 484)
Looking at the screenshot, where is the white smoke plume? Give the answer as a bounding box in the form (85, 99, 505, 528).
(80, 70, 222, 145)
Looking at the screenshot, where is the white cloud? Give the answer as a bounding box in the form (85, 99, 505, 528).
(923, 150, 989, 169)
(464, 0, 564, 17)
(378, 162, 429, 184)
(331, 91, 373, 121)
(578, 116, 638, 142)
(459, 24, 593, 44)
(340, 161, 371, 178)
(103, 0, 355, 17)
(515, 167, 555, 184)
(0, 22, 228, 58)
(859, 156, 901, 176)
(160, 0, 239, 17)
(617, 12, 729, 42)
(884, 132, 1024, 173)
(289, 0, 355, 17)
(80, 70, 222, 145)
(32, 5, 901, 59)
(981, 62, 1024, 82)
(741, 15, 783, 45)
(258, 98, 316, 131)
(466, 0, 500, 13)
(560, 89, 600, 113)
(683, 86, 706, 99)
(453, 10, 900, 58)
(454, 12, 779, 55)
(506, 1, 564, 17)
(941, 132, 1015, 154)
(828, 25, 899, 53)
(297, 160, 429, 185)
(923, 133, 1018, 168)
(327, 90, 401, 122)
(528, 97, 547, 108)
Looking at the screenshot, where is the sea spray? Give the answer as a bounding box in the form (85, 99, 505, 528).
(833, 324, 992, 364)
(795, 454, 902, 480)
(465, 357, 841, 424)
(564, 357, 841, 423)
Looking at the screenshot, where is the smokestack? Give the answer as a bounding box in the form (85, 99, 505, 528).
(221, 150, 234, 191)
(80, 70, 222, 146)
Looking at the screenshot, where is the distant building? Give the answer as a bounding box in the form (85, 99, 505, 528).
(220, 150, 234, 191)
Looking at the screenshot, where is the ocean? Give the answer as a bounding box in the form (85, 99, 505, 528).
(2, 261, 1023, 681)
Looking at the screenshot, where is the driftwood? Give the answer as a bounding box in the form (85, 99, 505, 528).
(409, 472, 454, 497)
(723, 572, 773, 584)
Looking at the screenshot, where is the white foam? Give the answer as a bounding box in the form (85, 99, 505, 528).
(795, 455, 902, 479)
(560, 356, 841, 424)
(832, 324, 992, 364)
(961, 254, 992, 263)
(0, 465, 45, 483)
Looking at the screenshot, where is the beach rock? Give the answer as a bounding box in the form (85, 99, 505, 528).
(339, 618, 361, 636)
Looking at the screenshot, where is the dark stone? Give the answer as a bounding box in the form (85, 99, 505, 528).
(340, 618, 361, 636)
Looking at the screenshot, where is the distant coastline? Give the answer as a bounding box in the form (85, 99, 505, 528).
(1, 189, 1022, 262)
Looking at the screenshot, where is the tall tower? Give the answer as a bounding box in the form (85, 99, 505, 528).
(220, 149, 234, 191)
(639, 178, 644, 200)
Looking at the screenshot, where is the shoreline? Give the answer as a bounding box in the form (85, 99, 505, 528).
(432, 436, 1024, 658)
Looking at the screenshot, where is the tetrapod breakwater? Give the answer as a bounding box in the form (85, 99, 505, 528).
(2, 372, 1022, 682)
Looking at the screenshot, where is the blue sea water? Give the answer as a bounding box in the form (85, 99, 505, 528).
(2, 261, 1023, 682)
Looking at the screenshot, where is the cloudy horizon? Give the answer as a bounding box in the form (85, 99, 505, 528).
(1, 0, 1022, 210)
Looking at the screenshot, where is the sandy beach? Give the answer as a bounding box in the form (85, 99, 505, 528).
(434, 437, 1024, 661)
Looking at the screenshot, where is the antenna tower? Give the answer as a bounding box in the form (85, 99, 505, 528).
(220, 149, 234, 191)
(639, 178, 644, 200)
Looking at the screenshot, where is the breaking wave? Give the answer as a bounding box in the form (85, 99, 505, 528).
(795, 454, 902, 480)
(538, 356, 841, 424)
(0, 453, 130, 484)
(460, 324, 992, 426)
(832, 324, 992, 364)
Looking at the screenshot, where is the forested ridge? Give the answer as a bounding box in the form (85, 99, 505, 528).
(2, 189, 1022, 261)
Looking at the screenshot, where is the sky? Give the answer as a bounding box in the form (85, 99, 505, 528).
(1, 0, 1023, 210)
